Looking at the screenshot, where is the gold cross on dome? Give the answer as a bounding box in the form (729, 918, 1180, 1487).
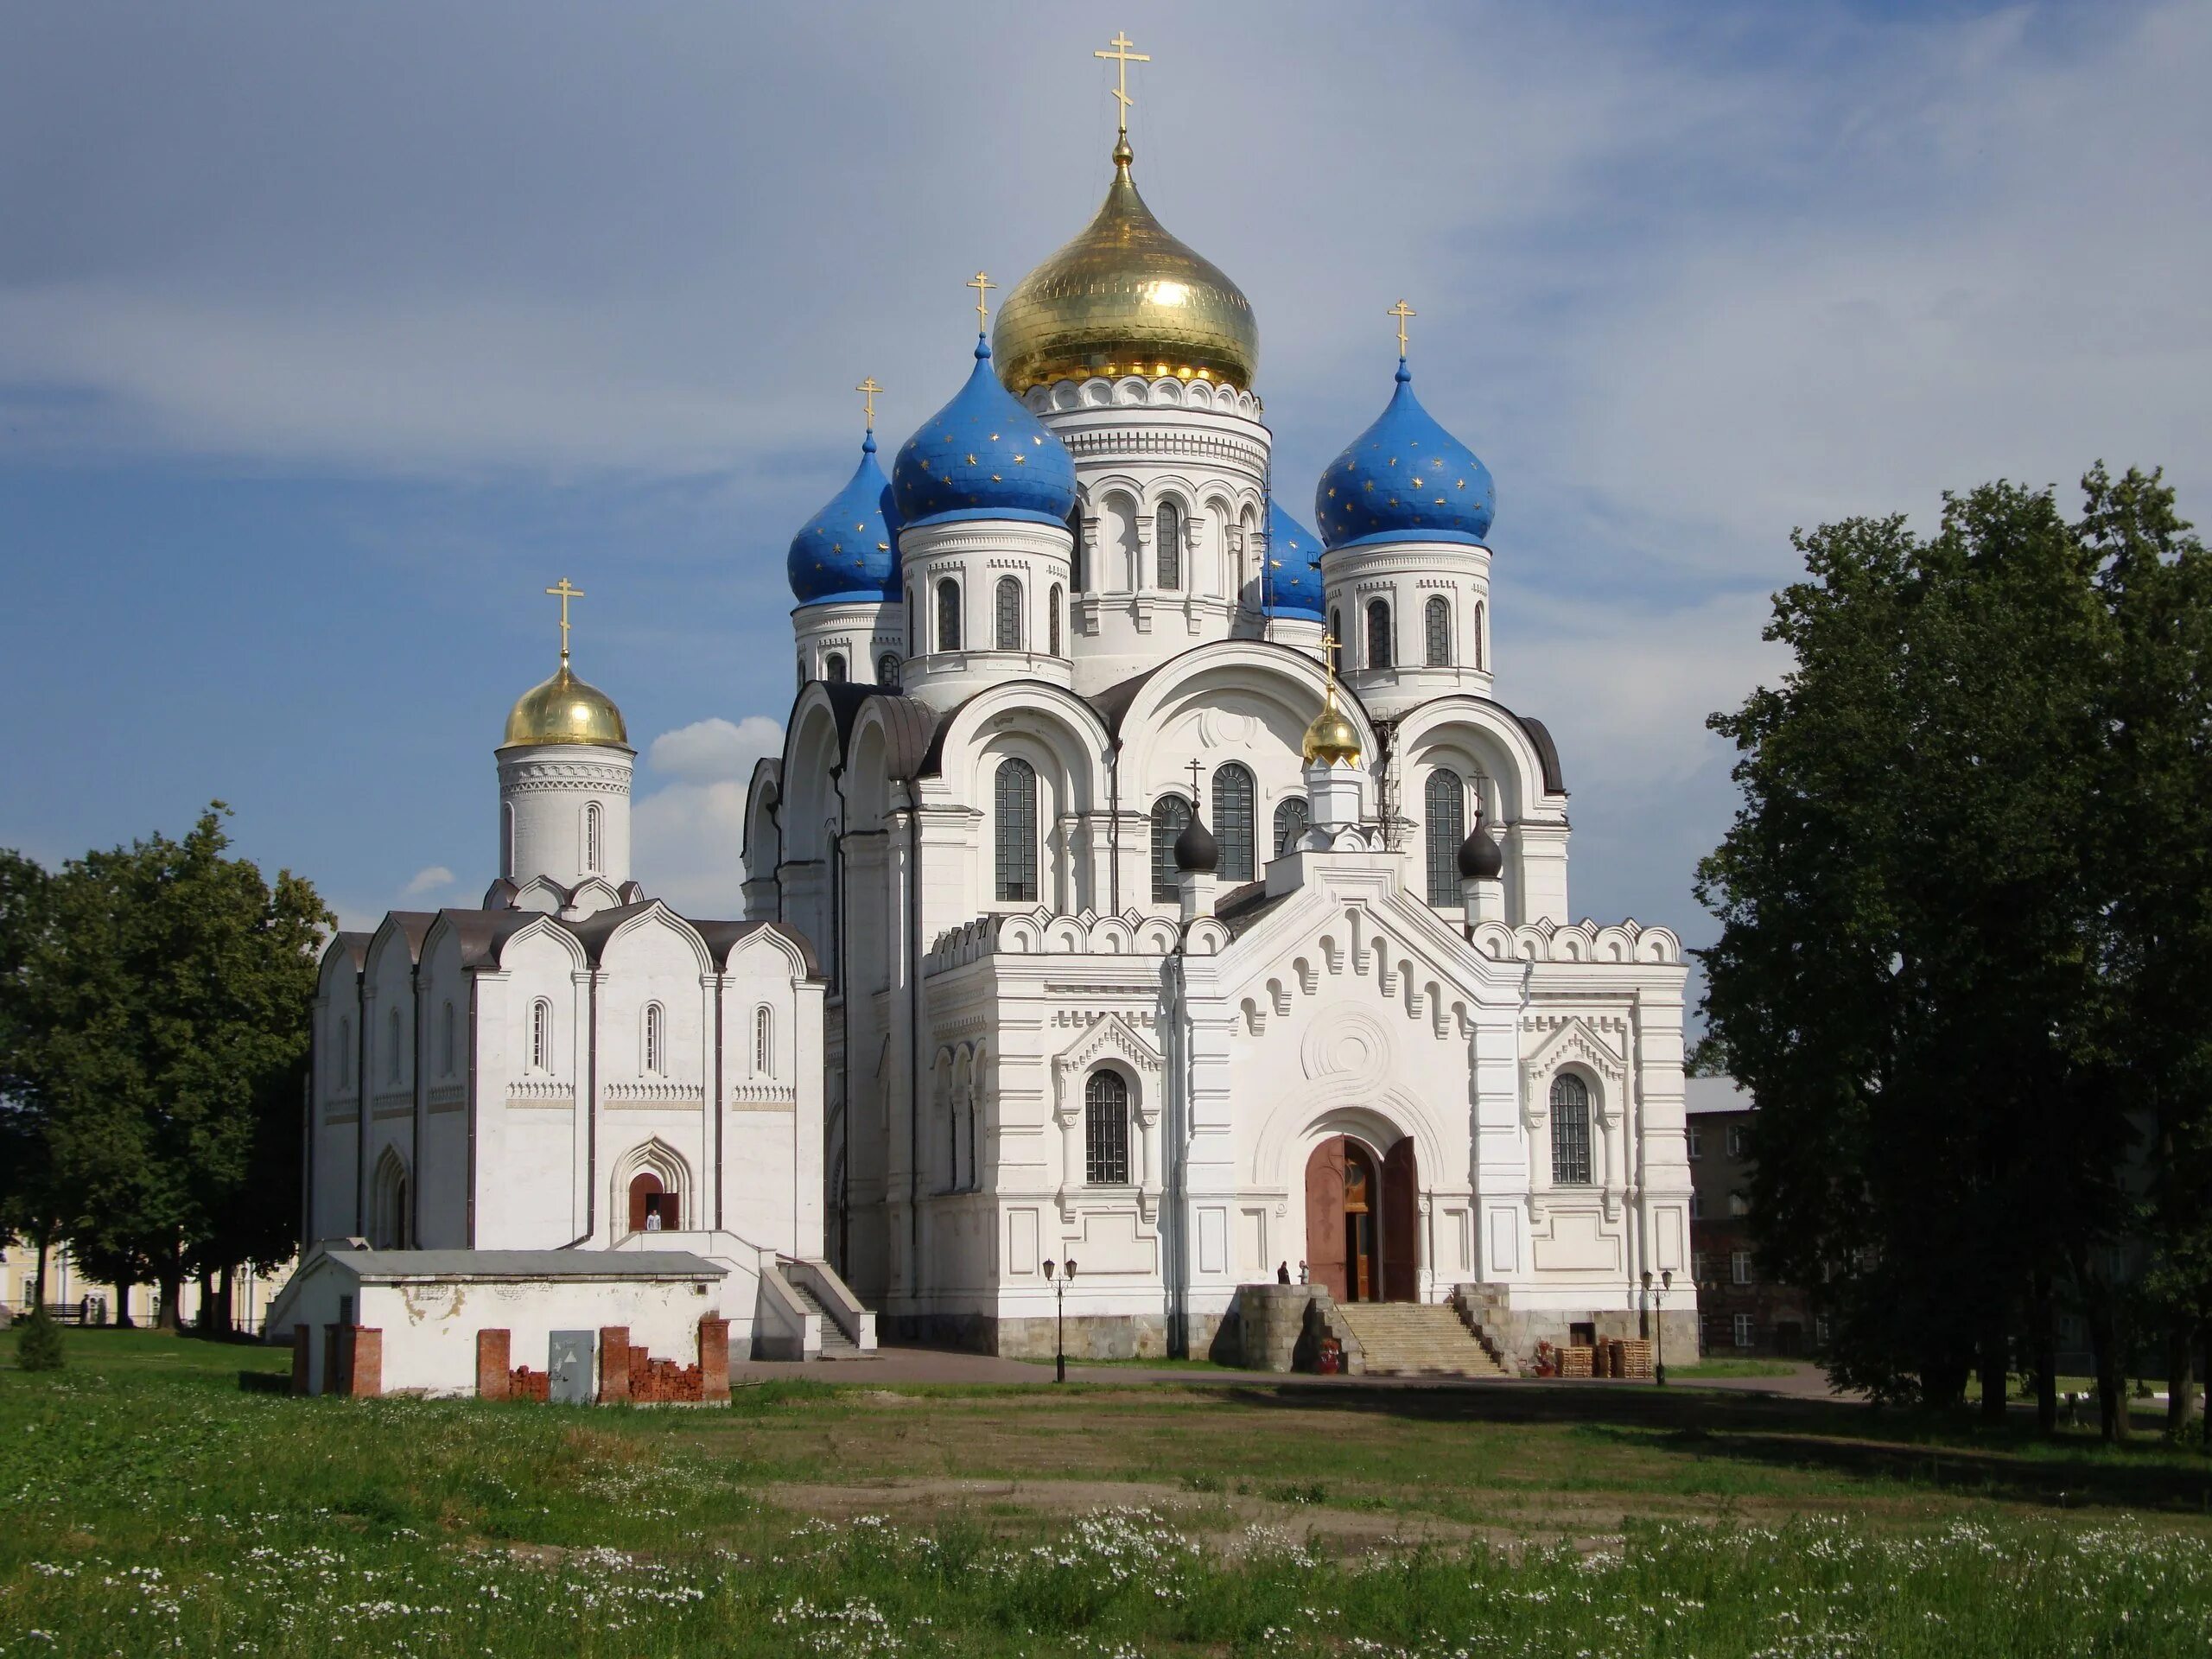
(1319, 628, 1343, 704)
(855, 377, 882, 429)
(1389, 299, 1417, 358)
(1093, 30, 1150, 137)
(544, 577, 584, 664)
(967, 270, 996, 332)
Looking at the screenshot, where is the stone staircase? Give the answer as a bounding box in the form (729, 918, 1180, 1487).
(788, 1280, 863, 1358)
(1334, 1301, 1508, 1377)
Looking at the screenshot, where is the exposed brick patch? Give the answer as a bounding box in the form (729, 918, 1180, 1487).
(346, 1328, 383, 1398)
(477, 1329, 512, 1400)
(597, 1327, 632, 1403)
(626, 1346, 703, 1403)
(508, 1366, 550, 1402)
(698, 1315, 729, 1400)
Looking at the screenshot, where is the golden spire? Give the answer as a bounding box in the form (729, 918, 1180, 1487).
(544, 576, 584, 665)
(967, 270, 996, 333)
(1303, 629, 1361, 766)
(1389, 299, 1417, 359)
(1093, 30, 1150, 145)
(855, 376, 882, 429)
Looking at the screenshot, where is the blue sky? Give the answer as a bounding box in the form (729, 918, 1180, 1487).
(4, 2, 2207, 980)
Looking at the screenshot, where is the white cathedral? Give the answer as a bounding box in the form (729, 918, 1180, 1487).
(276, 111, 1697, 1389)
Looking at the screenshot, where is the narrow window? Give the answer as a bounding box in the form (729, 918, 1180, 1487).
(1727, 1124, 1749, 1157)
(877, 652, 900, 690)
(644, 1002, 664, 1076)
(1688, 1125, 1703, 1160)
(1048, 585, 1064, 657)
(796, 657, 804, 689)
(440, 1001, 454, 1077)
(1084, 1071, 1130, 1184)
(1733, 1313, 1755, 1349)
(531, 998, 553, 1073)
(1272, 798, 1309, 857)
(583, 802, 604, 874)
(1069, 505, 1086, 591)
(1424, 768, 1465, 905)
(1473, 600, 1486, 670)
(386, 1008, 402, 1084)
(936, 577, 962, 652)
(995, 575, 1021, 651)
(1425, 594, 1451, 667)
(1329, 609, 1344, 676)
(994, 759, 1039, 903)
(501, 802, 515, 879)
(1366, 598, 1393, 670)
(1550, 1073, 1592, 1185)
(753, 1006, 772, 1077)
(1214, 762, 1256, 882)
(825, 652, 847, 684)
(1155, 501, 1182, 589)
(1732, 1249, 1753, 1286)
(1149, 793, 1192, 902)
(339, 1016, 353, 1088)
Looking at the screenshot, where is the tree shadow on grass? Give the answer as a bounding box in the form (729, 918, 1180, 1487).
(1198, 1380, 2212, 1516)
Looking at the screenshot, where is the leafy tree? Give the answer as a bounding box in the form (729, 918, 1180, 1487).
(0, 850, 57, 1306)
(13, 1304, 63, 1371)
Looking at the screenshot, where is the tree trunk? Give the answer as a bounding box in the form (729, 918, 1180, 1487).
(1979, 1316, 2011, 1422)
(155, 1268, 183, 1332)
(213, 1266, 235, 1338)
(112, 1281, 135, 1328)
(2086, 1296, 2130, 1443)
(2032, 1269, 2058, 1434)
(2166, 1321, 2199, 1440)
(32, 1234, 49, 1312)
(194, 1268, 216, 1335)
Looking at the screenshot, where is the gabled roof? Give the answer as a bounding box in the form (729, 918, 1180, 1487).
(1684, 1076, 1751, 1116)
(695, 918, 822, 976)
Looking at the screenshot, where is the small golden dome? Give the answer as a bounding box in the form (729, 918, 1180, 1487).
(992, 142, 1259, 394)
(1302, 704, 1362, 767)
(502, 661, 630, 750)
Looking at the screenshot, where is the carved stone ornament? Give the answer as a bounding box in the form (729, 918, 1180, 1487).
(1052, 1012, 1162, 1122)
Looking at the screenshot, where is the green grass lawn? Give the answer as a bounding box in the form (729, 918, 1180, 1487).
(5, 1327, 2212, 1656)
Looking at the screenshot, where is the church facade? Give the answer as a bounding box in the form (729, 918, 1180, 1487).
(746, 128, 1698, 1362)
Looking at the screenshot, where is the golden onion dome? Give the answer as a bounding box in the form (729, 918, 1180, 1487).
(992, 140, 1259, 394)
(1302, 702, 1363, 767)
(502, 660, 630, 750)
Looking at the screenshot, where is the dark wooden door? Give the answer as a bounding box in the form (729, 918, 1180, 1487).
(1344, 1145, 1376, 1301)
(1382, 1136, 1420, 1302)
(1303, 1138, 1348, 1300)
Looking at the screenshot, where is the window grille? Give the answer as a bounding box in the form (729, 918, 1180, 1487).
(1048, 585, 1063, 656)
(1424, 769, 1465, 904)
(1732, 1313, 1755, 1349)
(1366, 598, 1392, 669)
(1425, 594, 1451, 667)
(994, 759, 1039, 902)
(1214, 763, 1256, 881)
(877, 653, 900, 690)
(936, 577, 961, 652)
(644, 1003, 664, 1075)
(995, 576, 1021, 651)
(1150, 794, 1192, 902)
(1732, 1249, 1753, 1285)
(825, 652, 847, 684)
(1273, 798, 1309, 857)
(753, 1006, 772, 1076)
(584, 802, 603, 874)
(1550, 1073, 1592, 1184)
(1085, 1071, 1130, 1184)
(1155, 501, 1182, 588)
(531, 999, 552, 1072)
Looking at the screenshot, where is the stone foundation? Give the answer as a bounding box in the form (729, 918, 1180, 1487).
(883, 1308, 1230, 1362)
(1451, 1285, 1701, 1374)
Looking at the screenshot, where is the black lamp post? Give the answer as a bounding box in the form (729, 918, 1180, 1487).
(1642, 1268, 1674, 1386)
(1043, 1257, 1078, 1383)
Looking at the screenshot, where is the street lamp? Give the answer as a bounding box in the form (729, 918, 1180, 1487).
(1042, 1257, 1078, 1383)
(1641, 1268, 1674, 1386)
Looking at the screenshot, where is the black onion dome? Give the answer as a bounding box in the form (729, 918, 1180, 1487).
(1457, 826, 1503, 882)
(1174, 813, 1221, 874)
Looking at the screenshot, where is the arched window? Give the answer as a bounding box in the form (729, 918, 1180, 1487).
(1149, 793, 1192, 902)
(583, 802, 604, 874)
(440, 1001, 455, 1077)
(338, 1016, 353, 1089)
(824, 652, 847, 684)
(386, 1007, 402, 1084)
(1273, 797, 1310, 857)
(936, 577, 962, 652)
(994, 758, 1039, 903)
(1425, 769, 1465, 905)
(643, 1002, 664, 1075)
(531, 998, 553, 1073)
(1550, 1073, 1592, 1185)
(995, 575, 1022, 651)
(1425, 595, 1451, 667)
(877, 652, 900, 690)
(1069, 505, 1086, 591)
(1048, 584, 1063, 657)
(1329, 609, 1344, 676)
(796, 657, 805, 689)
(1473, 600, 1486, 670)
(1214, 762, 1256, 882)
(1155, 500, 1182, 589)
(501, 802, 515, 879)
(753, 1006, 772, 1077)
(1084, 1070, 1130, 1185)
(1366, 598, 1393, 670)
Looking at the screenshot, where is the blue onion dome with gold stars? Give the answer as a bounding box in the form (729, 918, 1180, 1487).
(892, 336, 1079, 530)
(1264, 498, 1326, 619)
(1315, 359, 1496, 550)
(788, 429, 900, 605)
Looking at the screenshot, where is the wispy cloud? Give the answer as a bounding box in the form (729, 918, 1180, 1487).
(400, 864, 454, 899)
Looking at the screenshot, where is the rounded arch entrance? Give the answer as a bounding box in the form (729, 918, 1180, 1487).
(1304, 1135, 1419, 1302)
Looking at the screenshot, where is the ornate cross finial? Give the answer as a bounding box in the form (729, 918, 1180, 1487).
(1319, 628, 1342, 704)
(967, 270, 996, 333)
(544, 577, 585, 664)
(855, 376, 882, 429)
(1093, 30, 1150, 139)
(1389, 299, 1417, 359)
(1186, 757, 1205, 812)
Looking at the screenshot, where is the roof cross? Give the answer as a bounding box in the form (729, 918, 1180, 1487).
(1093, 31, 1150, 138)
(544, 577, 584, 664)
(1389, 299, 1417, 359)
(967, 270, 996, 333)
(855, 377, 882, 429)
(1186, 757, 1205, 814)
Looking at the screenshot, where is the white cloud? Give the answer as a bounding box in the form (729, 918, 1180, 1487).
(632, 779, 753, 918)
(648, 715, 783, 785)
(400, 863, 454, 898)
